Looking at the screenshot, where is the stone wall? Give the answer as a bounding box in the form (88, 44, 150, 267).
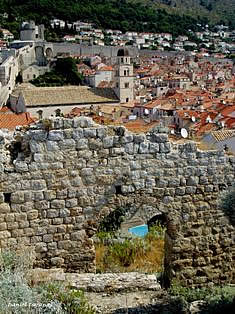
(0, 117, 234, 287)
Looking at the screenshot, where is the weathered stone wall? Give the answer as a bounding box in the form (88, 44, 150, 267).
(0, 117, 234, 287)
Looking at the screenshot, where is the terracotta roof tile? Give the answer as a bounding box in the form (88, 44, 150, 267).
(0, 107, 36, 130)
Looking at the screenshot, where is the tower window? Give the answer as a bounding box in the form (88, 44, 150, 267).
(125, 82, 129, 88)
(121, 57, 124, 63)
(126, 98, 129, 102)
(126, 58, 128, 62)
(116, 83, 119, 88)
(124, 70, 127, 76)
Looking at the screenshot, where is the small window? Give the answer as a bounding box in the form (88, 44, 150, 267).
(126, 98, 129, 102)
(4, 193, 11, 203)
(33, 74, 36, 78)
(116, 83, 119, 88)
(121, 57, 124, 63)
(125, 82, 129, 88)
(124, 70, 127, 76)
(126, 58, 128, 62)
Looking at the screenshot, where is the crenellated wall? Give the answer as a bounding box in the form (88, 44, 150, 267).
(0, 117, 234, 287)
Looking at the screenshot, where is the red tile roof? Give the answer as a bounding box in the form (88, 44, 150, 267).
(0, 107, 36, 130)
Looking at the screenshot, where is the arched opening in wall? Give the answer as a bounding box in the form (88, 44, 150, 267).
(94, 206, 166, 276)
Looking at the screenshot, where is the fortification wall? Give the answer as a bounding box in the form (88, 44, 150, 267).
(0, 117, 234, 287)
(51, 43, 138, 57)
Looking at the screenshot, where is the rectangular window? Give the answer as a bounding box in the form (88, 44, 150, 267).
(126, 98, 129, 102)
(124, 70, 127, 76)
(125, 82, 129, 88)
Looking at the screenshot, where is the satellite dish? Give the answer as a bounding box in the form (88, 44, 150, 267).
(191, 116, 196, 122)
(181, 128, 188, 138)
(98, 112, 102, 116)
(144, 109, 149, 115)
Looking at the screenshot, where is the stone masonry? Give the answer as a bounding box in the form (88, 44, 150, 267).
(0, 117, 234, 287)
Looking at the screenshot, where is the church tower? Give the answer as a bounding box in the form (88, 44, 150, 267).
(114, 48, 134, 103)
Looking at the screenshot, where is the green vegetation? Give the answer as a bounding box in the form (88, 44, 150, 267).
(96, 224, 165, 273)
(30, 57, 83, 87)
(0, 0, 211, 38)
(0, 247, 95, 314)
(169, 283, 235, 314)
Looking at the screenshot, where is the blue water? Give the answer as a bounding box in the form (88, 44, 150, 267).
(128, 224, 148, 237)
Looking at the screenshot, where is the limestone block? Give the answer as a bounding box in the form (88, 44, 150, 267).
(72, 128, 84, 140)
(10, 191, 25, 204)
(48, 130, 64, 141)
(59, 139, 76, 150)
(0, 193, 4, 204)
(149, 143, 159, 153)
(0, 231, 11, 239)
(124, 143, 134, 154)
(51, 200, 65, 209)
(5, 213, 15, 222)
(175, 187, 186, 196)
(186, 176, 199, 186)
(58, 240, 72, 250)
(46, 141, 59, 151)
(47, 226, 58, 233)
(150, 133, 168, 143)
(43, 234, 53, 243)
(76, 138, 88, 150)
(134, 134, 145, 143)
(96, 127, 107, 139)
(103, 136, 114, 148)
(35, 242, 47, 253)
(51, 257, 64, 266)
(18, 221, 30, 228)
(31, 180, 47, 190)
(121, 185, 135, 193)
(0, 203, 11, 213)
(51, 118, 63, 129)
(74, 117, 94, 128)
(59, 208, 70, 218)
(65, 199, 78, 208)
(15, 213, 27, 222)
(159, 142, 171, 153)
(35, 201, 49, 210)
(14, 161, 29, 173)
(168, 178, 180, 187)
(27, 210, 38, 220)
(44, 190, 56, 201)
(77, 150, 93, 159)
(84, 128, 97, 138)
(156, 178, 168, 188)
(52, 218, 63, 225)
(110, 147, 125, 156)
(29, 130, 47, 141)
(0, 222, 7, 231)
(88, 138, 102, 150)
(70, 230, 86, 241)
(120, 134, 133, 144)
(139, 142, 149, 154)
(62, 119, 73, 129)
(7, 222, 19, 230)
(24, 228, 34, 236)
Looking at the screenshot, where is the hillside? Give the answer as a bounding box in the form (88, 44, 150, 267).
(149, 0, 235, 27)
(0, 0, 234, 38)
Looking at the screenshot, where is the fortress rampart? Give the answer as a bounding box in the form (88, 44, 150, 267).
(0, 117, 234, 286)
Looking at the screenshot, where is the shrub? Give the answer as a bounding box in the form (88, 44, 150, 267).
(0, 248, 95, 314)
(169, 283, 235, 314)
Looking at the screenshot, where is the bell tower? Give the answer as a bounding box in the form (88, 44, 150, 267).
(114, 48, 134, 103)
